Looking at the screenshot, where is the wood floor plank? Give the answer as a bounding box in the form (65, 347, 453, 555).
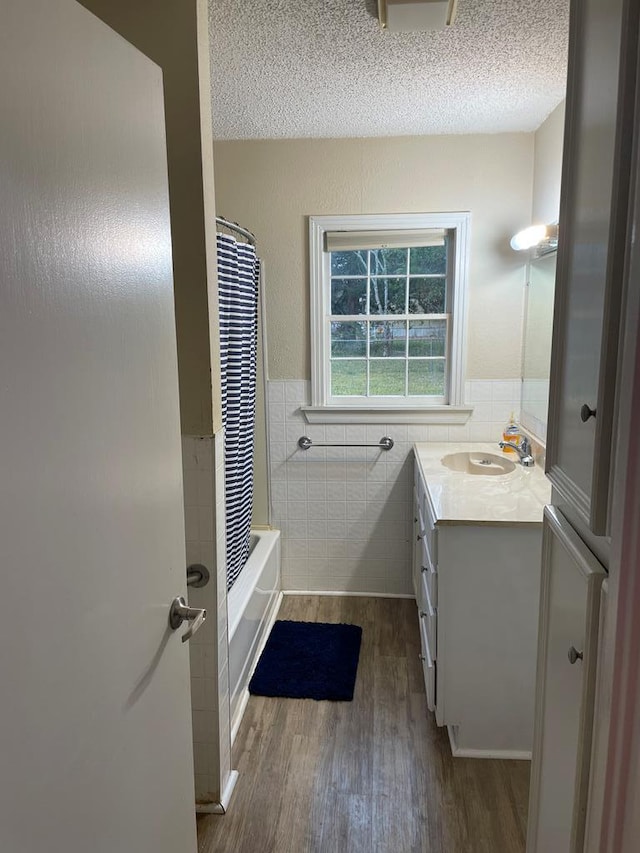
(197, 595, 530, 853)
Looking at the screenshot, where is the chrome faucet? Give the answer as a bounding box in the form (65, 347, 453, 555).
(498, 435, 535, 467)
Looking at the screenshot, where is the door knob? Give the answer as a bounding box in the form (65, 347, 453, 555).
(568, 646, 583, 664)
(580, 404, 596, 422)
(169, 596, 206, 643)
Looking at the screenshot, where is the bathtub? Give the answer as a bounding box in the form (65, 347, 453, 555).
(227, 529, 281, 741)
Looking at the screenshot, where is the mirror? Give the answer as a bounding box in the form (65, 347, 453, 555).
(521, 252, 556, 443)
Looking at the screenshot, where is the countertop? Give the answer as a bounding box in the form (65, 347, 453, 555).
(413, 442, 552, 526)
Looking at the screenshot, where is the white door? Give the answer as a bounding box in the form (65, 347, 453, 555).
(0, 1, 198, 851)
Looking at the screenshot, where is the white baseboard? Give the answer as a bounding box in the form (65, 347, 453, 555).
(282, 589, 415, 600)
(195, 770, 239, 815)
(447, 725, 532, 761)
(230, 688, 251, 746)
(229, 591, 284, 746)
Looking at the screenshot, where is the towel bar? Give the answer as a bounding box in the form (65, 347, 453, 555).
(297, 436, 393, 451)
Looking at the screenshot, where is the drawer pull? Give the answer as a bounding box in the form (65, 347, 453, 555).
(568, 646, 584, 664)
(580, 404, 596, 422)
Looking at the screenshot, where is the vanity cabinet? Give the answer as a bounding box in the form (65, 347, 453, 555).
(527, 507, 605, 853)
(413, 453, 544, 757)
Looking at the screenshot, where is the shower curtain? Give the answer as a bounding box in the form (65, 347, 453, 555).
(217, 233, 260, 590)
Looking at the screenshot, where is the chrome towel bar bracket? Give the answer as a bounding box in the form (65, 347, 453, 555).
(186, 563, 210, 588)
(298, 436, 393, 451)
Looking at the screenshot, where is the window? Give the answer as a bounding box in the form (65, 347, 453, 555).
(306, 213, 472, 423)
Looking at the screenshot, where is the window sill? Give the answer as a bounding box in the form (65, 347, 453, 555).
(300, 405, 474, 425)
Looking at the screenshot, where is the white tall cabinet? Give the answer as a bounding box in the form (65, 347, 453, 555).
(545, 0, 638, 536)
(527, 0, 640, 849)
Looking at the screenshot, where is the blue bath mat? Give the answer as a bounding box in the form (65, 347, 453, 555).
(248, 620, 362, 701)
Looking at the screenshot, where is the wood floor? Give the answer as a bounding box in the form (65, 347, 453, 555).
(197, 596, 530, 853)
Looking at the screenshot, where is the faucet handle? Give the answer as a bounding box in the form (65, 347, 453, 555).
(520, 435, 531, 453)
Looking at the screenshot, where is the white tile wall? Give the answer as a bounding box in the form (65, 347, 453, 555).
(521, 378, 549, 443)
(182, 433, 231, 804)
(267, 380, 521, 594)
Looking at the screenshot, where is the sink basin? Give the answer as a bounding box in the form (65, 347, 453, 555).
(441, 451, 516, 476)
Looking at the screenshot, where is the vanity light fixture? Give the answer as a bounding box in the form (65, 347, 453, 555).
(510, 223, 559, 256)
(377, 0, 458, 32)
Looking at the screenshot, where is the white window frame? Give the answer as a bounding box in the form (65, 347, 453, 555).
(304, 212, 473, 424)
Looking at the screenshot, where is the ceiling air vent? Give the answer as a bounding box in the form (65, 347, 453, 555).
(378, 0, 458, 32)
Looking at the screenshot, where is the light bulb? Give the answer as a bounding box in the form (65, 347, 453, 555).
(510, 224, 548, 251)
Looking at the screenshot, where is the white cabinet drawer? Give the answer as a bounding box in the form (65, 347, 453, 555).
(414, 459, 439, 567)
(421, 561, 438, 608)
(418, 523, 437, 574)
(423, 488, 437, 534)
(419, 534, 438, 607)
(412, 538, 421, 600)
(414, 466, 426, 511)
(419, 573, 437, 659)
(420, 532, 436, 573)
(411, 489, 423, 598)
(419, 613, 436, 712)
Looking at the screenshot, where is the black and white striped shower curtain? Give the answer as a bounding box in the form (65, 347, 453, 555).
(217, 233, 260, 591)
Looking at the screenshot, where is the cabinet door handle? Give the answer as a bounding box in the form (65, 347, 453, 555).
(568, 646, 584, 664)
(421, 565, 429, 573)
(580, 403, 596, 422)
(418, 653, 426, 662)
(417, 534, 423, 541)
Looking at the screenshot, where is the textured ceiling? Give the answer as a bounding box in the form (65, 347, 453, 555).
(208, 0, 569, 140)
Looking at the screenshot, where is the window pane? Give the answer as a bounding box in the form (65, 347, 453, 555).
(331, 360, 367, 396)
(408, 320, 446, 356)
(408, 359, 445, 396)
(330, 250, 368, 276)
(369, 247, 407, 276)
(331, 321, 366, 357)
(331, 278, 367, 314)
(408, 277, 446, 313)
(410, 244, 447, 275)
(369, 359, 406, 396)
(370, 321, 406, 357)
(369, 277, 406, 314)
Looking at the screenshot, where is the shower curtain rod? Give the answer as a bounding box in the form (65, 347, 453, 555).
(215, 215, 256, 246)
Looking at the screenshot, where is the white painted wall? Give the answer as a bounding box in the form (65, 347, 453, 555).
(80, 0, 222, 435)
(214, 133, 536, 532)
(532, 101, 566, 225)
(213, 133, 534, 382)
(212, 124, 566, 590)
